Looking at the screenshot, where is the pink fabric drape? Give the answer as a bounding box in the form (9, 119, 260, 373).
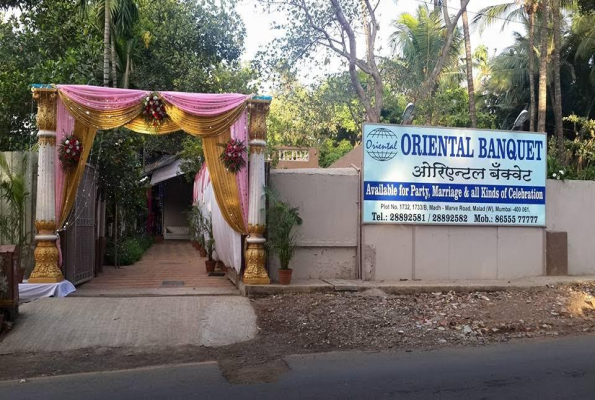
(160, 92, 250, 116)
(55, 97, 75, 265)
(57, 85, 149, 111)
(231, 110, 249, 229)
(193, 164, 211, 205)
(55, 97, 74, 224)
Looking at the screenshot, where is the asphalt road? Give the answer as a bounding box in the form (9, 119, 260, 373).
(2, 335, 595, 399)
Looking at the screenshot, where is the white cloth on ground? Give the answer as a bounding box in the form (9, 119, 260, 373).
(19, 280, 76, 301)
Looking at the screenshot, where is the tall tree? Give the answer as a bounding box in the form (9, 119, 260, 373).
(537, 0, 549, 132)
(416, 0, 470, 103)
(461, 0, 477, 127)
(473, 1, 539, 131)
(389, 5, 464, 101)
(103, 0, 110, 86)
(552, 0, 565, 157)
(527, 1, 538, 131)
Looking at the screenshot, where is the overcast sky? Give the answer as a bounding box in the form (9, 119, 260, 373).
(237, 0, 524, 84)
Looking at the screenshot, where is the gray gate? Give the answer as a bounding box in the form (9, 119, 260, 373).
(63, 165, 97, 285)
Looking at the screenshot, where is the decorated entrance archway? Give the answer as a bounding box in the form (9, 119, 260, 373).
(30, 84, 271, 285)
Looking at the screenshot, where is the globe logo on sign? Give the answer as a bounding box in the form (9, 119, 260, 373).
(366, 127, 399, 162)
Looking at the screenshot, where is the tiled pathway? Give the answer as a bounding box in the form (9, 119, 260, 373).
(77, 241, 234, 293)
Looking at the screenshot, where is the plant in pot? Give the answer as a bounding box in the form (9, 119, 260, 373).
(203, 215, 216, 273)
(186, 206, 198, 249)
(186, 205, 203, 250)
(265, 188, 302, 285)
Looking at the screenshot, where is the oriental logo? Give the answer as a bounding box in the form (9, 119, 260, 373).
(366, 127, 399, 162)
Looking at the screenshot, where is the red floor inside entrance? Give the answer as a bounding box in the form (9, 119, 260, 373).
(80, 241, 233, 289)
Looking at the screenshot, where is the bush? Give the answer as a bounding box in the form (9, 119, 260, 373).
(104, 235, 153, 266)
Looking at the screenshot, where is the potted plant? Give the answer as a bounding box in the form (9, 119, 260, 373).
(186, 205, 203, 250)
(203, 215, 216, 273)
(265, 188, 302, 285)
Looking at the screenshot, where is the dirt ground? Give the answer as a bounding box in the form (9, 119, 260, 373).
(2, 282, 595, 383)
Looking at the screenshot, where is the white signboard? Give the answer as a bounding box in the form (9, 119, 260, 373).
(362, 124, 546, 226)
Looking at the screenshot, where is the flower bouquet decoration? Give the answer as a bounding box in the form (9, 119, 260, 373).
(143, 92, 168, 130)
(58, 134, 83, 170)
(219, 138, 247, 174)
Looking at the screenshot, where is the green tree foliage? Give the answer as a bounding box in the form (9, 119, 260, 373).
(389, 4, 464, 100)
(132, 0, 251, 93)
(92, 129, 147, 235)
(0, 0, 102, 150)
(268, 73, 361, 147)
(178, 135, 204, 181)
(414, 86, 496, 129)
(319, 138, 353, 168)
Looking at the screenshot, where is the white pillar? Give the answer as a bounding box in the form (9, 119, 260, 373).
(29, 87, 63, 283)
(243, 99, 271, 285)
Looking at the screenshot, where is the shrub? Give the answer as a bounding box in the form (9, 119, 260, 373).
(104, 235, 152, 266)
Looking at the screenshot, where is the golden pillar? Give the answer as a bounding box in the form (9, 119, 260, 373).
(29, 86, 63, 283)
(243, 99, 271, 285)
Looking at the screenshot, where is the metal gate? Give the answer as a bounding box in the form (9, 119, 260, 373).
(63, 165, 97, 285)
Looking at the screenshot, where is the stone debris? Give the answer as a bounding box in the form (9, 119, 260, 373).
(254, 282, 595, 351)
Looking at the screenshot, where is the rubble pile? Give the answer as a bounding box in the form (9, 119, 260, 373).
(254, 283, 595, 351)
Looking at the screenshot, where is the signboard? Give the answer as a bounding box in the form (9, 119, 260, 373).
(362, 124, 546, 226)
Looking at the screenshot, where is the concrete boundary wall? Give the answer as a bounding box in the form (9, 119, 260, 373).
(269, 168, 359, 281)
(546, 180, 595, 275)
(272, 168, 595, 281)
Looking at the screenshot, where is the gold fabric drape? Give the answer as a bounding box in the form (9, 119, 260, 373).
(57, 90, 248, 234)
(58, 120, 97, 229)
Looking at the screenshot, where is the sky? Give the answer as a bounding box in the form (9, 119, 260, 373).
(237, 0, 525, 84)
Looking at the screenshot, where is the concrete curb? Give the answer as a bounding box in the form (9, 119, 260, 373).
(240, 276, 595, 297)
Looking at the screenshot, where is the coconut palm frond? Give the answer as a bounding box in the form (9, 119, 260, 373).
(472, 2, 518, 33)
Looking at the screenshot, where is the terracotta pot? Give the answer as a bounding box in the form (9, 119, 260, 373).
(278, 268, 293, 285)
(199, 248, 207, 258)
(205, 260, 216, 273)
(154, 236, 164, 243)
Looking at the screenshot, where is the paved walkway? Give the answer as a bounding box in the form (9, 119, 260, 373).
(0, 296, 257, 354)
(242, 275, 595, 296)
(75, 241, 236, 296)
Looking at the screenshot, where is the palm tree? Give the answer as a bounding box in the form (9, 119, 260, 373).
(390, 4, 463, 101)
(473, 1, 539, 131)
(483, 33, 532, 127)
(79, 0, 139, 88)
(537, 0, 549, 133)
(461, 0, 477, 127)
(552, 0, 564, 157)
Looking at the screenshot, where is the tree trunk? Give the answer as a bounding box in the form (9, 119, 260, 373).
(123, 41, 132, 89)
(461, 2, 477, 128)
(528, 7, 536, 132)
(329, 0, 382, 123)
(552, 0, 564, 160)
(103, 0, 110, 87)
(111, 34, 117, 88)
(537, 0, 549, 133)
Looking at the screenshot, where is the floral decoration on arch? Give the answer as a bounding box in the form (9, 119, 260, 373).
(219, 138, 247, 174)
(58, 134, 83, 171)
(142, 92, 169, 130)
